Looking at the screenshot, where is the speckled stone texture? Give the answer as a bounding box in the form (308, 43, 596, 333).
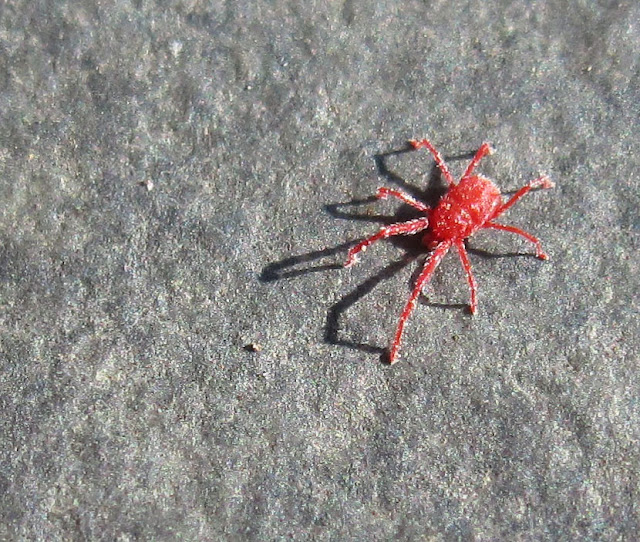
(1, 1, 638, 540)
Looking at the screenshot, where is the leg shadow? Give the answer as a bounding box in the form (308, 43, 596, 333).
(325, 254, 417, 362)
(260, 243, 348, 282)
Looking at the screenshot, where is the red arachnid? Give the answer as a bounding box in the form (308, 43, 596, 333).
(345, 138, 554, 364)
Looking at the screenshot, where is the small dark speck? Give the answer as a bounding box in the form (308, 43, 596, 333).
(244, 343, 263, 353)
(139, 179, 154, 191)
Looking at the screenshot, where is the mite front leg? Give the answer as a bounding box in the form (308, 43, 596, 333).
(494, 175, 554, 216)
(408, 138, 455, 186)
(462, 142, 495, 179)
(345, 217, 430, 267)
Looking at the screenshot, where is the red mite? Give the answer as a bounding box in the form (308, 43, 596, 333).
(345, 138, 554, 364)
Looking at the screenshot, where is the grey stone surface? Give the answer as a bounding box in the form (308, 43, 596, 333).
(1, 1, 638, 540)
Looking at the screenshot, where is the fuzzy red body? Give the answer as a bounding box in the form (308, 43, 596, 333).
(426, 175, 501, 247)
(345, 138, 554, 364)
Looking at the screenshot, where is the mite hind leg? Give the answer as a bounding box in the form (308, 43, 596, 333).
(388, 240, 452, 364)
(484, 222, 549, 260)
(454, 240, 478, 314)
(345, 217, 430, 267)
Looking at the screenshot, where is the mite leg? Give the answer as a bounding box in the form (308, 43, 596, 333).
(389, 240, 452, 364)
(484, 222, 549, 260)
(376, 187, 430, 212)
(454, 240, 478, 314)
(408, 138, 455, 186)
(345, 217, 430, 267)
(494, 175, 554, 216)
(462, 142, 495, 179)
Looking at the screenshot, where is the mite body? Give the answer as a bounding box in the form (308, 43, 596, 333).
(345, 138, 554, 364)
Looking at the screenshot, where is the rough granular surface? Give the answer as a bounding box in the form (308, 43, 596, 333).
(1, 1, 638, 539)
